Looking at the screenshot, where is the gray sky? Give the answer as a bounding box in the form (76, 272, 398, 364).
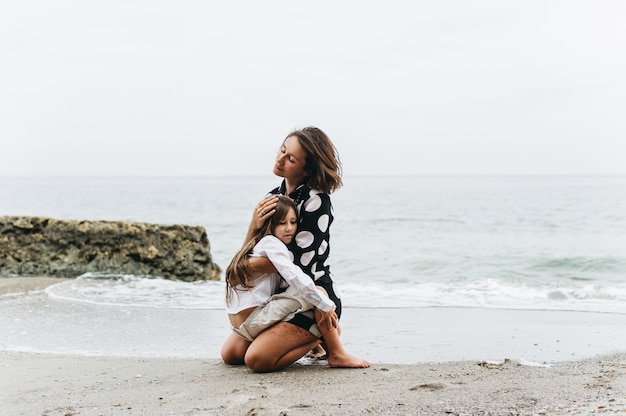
(2, 1, 625, 176)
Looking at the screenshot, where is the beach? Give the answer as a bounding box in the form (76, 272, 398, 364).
(2, 351, 626, 415)
(2, 277, 626, 415)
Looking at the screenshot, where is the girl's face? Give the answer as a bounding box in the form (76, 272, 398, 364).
(273, 135, 308, 183)
(273, 207, 297, 245)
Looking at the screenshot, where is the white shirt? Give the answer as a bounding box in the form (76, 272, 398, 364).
(226, 235, 335, 314)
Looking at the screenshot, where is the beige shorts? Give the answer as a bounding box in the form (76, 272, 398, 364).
(232, 285, 317, 341)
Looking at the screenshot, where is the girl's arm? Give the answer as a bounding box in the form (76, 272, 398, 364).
(257, 236, 335, 312)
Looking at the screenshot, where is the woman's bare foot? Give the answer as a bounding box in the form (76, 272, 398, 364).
(327, 351, 370, 368)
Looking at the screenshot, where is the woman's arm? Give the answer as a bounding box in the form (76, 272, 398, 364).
(291, 190, 334, 280)
(243, 195, 279, 247)
(248, 257, 277, 274)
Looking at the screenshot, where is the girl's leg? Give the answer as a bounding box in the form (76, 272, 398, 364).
(244, 322, 319, 373)
(221, 332, 251, 365)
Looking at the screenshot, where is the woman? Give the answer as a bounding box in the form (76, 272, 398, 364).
(223, 126, 368, 372)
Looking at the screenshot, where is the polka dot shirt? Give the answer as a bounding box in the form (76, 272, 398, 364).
(270, 181, 334, 286)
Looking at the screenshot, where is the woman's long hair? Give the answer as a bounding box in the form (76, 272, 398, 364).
(287, 126, 342, 194)
(225, 196, 297, 303)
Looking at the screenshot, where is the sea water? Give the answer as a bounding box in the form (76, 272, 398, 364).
(2, 175, 625, 313)
(1, 175, 626, 362)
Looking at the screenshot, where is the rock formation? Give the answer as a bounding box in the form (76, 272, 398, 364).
(0, 216, 221, 281)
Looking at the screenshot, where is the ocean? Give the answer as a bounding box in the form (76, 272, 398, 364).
(1, 175, 626, 363)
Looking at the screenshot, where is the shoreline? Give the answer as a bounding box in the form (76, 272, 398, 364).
(0, 276, 70, 296)
(3, 276, 626, 365)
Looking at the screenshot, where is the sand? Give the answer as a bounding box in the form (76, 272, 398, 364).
(1, 351, 625, 415)
(2, 277, 626, 415)
(0, 276, 70, 296)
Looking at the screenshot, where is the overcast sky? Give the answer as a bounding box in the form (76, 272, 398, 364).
(1, 1, 625, 176)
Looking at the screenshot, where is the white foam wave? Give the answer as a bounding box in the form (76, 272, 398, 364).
(43, 274, 626, 314)
(339, 279, 626, 314)
(45, 274, 226, 310)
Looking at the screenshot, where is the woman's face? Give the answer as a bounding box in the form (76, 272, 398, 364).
(273, 207, 297, 245)
(273, 135, 308, 183)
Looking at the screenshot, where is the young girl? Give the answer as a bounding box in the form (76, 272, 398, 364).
(223, 196, 337, 350)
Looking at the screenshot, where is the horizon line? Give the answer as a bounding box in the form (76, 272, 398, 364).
(1, 173, 625, 179)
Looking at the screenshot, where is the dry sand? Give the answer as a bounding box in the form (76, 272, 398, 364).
(1, 351, 625, 415)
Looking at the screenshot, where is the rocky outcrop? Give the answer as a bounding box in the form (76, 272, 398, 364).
(0, 216, 221, 281)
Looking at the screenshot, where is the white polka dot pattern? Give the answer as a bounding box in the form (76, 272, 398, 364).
(312, 265, 325, 280)
(318, 239, 328, 255)
(295, 230, 314, 249)
(300, 250, 314, 267)
(304, 194, 322, 212)
(317, 214, 329, 233)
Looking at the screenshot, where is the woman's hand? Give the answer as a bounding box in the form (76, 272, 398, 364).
(251, 195, 278, 231)
(317, 308, 338, 332)
(243, 195, 279, 246)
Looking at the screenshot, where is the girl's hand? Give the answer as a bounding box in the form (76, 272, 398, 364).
(251, 195, 278, 230)
(317, 309, 338, 332)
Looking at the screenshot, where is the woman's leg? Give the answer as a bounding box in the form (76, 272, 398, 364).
(244, 322, 319, 373)
(314, 308, 369, 368)
(221, 332, 251, 365)
(313, 287, 370, 368)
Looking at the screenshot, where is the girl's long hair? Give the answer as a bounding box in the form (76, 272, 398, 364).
(287, 126, 342, 194)
(225, 196, 297, 303)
